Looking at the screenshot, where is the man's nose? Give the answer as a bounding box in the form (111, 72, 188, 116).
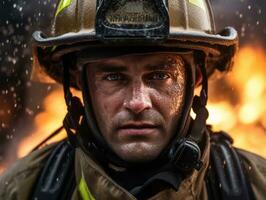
(123, 82, 152, 114)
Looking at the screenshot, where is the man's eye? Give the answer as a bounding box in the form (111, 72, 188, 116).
(104, 73, 124, 81)
(149, 72, 170, 80)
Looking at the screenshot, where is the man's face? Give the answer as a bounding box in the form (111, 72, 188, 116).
(85, 53, 186, 163)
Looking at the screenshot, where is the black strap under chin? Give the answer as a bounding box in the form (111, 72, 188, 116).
(206, 131, 255, 200)
(168, 53, 208, 172)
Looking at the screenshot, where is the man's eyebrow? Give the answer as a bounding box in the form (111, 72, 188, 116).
(92, 64, 127, 73)
(145, 60, 180, 71)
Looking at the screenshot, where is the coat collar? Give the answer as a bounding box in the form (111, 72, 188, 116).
(74, 132, 210, 200)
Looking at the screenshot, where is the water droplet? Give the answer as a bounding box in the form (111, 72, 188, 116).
(223, 160, 226, 166)
(25, 108, 34, 116)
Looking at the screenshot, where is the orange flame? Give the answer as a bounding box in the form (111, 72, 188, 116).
(16, 46, 266, 159)
(17, 88, 68, 158)
(207, 46, 266, 157)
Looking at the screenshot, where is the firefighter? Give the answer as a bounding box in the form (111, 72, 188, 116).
(1, 0, 266, 199)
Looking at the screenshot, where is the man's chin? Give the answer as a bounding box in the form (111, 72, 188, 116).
(113, 142, 163, 163)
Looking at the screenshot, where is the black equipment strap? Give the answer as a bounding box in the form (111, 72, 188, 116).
(31, 140, 76, 200)
(206, 131, 255, 200)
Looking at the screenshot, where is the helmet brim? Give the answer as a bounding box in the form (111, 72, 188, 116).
(32, 27, 238, 87)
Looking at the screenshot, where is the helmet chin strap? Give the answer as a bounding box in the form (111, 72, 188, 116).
(168, 55, 209, 171)
(62, 53, 209, 171)
(62, 55, 128, 166)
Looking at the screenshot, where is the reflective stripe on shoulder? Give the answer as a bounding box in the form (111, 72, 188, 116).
(55, 0, 72, 16)
(79, 171, 96, 200)
(188, 0, 206, 11)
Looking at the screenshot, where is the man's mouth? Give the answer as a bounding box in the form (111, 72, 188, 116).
(117, 122, 159, 136)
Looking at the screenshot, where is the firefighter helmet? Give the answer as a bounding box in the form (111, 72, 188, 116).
(32, 0, 238, 88)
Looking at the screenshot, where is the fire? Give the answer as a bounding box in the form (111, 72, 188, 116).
(234, 47, 266, 124)
(208, 46, 266, 157)
(207, 102, 237, 131)
(17, 88, 68, 158)
(16, 46, 266, 159)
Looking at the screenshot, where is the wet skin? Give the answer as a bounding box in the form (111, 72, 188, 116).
(86, 53, 186, 163)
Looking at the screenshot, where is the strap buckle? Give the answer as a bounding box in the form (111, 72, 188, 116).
(169, 139, 203, 171)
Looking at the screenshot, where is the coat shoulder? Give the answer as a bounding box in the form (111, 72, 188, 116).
(237, 149, 266, 200)
(0, 143, 57, 200)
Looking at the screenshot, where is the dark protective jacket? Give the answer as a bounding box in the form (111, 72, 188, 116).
(0, 132, 266, 200)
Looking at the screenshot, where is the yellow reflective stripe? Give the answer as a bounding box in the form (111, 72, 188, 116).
(50, 45, 57, 53)
(188, 0, 206, 11)
(55, 0, 72, 16)
(79, 172, 96, 200)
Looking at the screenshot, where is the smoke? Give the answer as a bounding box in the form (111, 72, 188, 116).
(212, 0, 266, 46)
(0, 0, 58, 169)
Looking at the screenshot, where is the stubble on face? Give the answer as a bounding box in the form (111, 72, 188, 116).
(85, 53, 186, 163)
